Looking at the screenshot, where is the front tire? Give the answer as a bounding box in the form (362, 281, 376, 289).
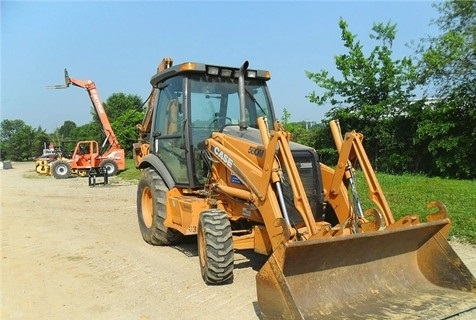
(137, 167, 182, 245)
(51, 160, 71, 179)
(100, 159, 118, 176)
(198, 210, 234, 285)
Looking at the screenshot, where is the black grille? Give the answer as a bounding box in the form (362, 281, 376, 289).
(281, 150, 325, 226)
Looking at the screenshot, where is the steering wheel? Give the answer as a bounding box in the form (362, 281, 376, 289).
(208, 116, 232, 131)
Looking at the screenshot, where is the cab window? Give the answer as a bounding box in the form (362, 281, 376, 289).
(153, 76, 188, 184)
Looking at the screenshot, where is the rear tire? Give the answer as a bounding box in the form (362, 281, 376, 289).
(51, 160, 71, 179)
(137, 167, 182, 245)
(198, 210, 234, 285)
(100, 159, 118, 176)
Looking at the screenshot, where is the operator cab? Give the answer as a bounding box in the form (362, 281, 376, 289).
(150, 62, 276, 188)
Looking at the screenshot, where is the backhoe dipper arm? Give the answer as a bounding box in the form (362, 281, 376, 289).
(137, 58, 173, 136)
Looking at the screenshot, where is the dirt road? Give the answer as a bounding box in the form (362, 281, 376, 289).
(1, 162, 476, 319)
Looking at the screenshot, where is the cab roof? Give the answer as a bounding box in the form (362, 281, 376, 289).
(150, 61, 271, 87)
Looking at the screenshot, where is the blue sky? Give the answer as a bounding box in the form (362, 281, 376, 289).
(1, 0, 440, 132)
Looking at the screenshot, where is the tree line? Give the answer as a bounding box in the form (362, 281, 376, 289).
(0, 92, 144, 162)
(284, 1, 475, 179)
(1, 1, 474, 179)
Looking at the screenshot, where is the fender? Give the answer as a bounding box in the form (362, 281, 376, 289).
(138, 154, 176, 189)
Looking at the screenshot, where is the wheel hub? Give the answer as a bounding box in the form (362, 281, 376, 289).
(141, 187, 153, 228)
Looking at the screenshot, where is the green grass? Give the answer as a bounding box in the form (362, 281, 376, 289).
(355, 171, 476, 245)
(117, 158, 141, 181)
(118, 158, 475, 245)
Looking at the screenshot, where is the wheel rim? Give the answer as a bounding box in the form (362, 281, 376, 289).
(77, 170, 87, 177)
(104, 164, 113, 174)
(141, 186, 153, 228)
(56, 165, 67, 174)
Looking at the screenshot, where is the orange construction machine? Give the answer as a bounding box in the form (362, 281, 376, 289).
(133, 58, 476, 318)
(42, 70, 125, 179)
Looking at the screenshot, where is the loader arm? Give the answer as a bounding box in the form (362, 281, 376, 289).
(268, 119, 318, 236)
(328, 120, 394, 227)
(205, 117, 319, 251)
(257, 119, 476, 319)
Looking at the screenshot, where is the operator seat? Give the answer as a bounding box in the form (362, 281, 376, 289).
(165, 99, 181, 135)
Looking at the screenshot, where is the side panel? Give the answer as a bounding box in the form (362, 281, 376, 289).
(165, 188, 209, 235)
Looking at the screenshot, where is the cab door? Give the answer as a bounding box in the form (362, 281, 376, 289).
(152, 76, 189, 185)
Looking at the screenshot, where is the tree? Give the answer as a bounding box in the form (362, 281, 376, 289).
(49, 120, 78, 148)
(69, 122, 98, 141)
(89, 92, 144, 156)
(57, 120, 77, 139)
(306, 18, 420, 172)
(0, 119, 48, 161)
(32, 128, 51, 158)
(101, 93, 143, 121)
(46, 92, 144, 158)
(1, 119, 27, 160)
(281, 108, 291, 125)
(92, 92, 143, 126)
(111, 108, 144, 155)
(415, 0, 476, 179)
(0, 119, 26, 141)
(419, 1, 475, 97)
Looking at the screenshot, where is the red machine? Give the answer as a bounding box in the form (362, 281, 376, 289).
(47, 70, 125, 179)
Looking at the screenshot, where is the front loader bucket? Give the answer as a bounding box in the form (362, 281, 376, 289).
(256, 219, 476, 319)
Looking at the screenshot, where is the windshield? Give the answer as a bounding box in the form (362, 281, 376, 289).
(189, 74, 274, 130)
(151, 71, 275, 187)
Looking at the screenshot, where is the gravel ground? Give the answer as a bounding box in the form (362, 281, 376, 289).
(1, 162, 475, 319)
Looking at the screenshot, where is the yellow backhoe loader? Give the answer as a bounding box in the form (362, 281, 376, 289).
(134, 58, 476, 319)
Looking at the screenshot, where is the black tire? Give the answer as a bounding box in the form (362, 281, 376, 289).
(100, 159, 118, 176)
(197, 210, 234, 285)
(51, 160, 71, 179)
(137, 167, 182, 245)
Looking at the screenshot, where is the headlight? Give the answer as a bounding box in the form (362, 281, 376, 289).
(207, 66, 219, 75)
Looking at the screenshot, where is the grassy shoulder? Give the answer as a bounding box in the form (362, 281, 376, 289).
(355, 171, 476, 245)
(117, 158, 141, 181)
(119, 159, 475, 245)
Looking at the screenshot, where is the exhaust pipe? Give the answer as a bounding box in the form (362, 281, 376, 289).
(238, 61, 249, 130)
